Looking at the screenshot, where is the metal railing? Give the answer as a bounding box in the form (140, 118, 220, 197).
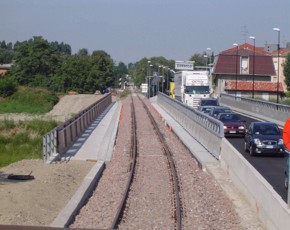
(43, 93, 112, 162)
(220, 93, 290, 127)
(157, 93, 223, 159)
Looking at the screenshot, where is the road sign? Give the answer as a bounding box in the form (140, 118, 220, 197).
(175, 61, 194, 70)
(141, 83, 148, 93)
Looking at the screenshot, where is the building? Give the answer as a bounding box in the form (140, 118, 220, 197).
(0, 64, 12, 76)
(212, 43, 285, 101)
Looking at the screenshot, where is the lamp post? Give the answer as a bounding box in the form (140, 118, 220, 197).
(162, 66, 166, 93)
(149, 64, 153, 98)
(273, 28, 280, 106)
(147, 60, 151, 98)
(206, 48, 211, 72)
(249, 36, 256, 99)
(166, 68, 169, 94)
(233, 43, 239, 99)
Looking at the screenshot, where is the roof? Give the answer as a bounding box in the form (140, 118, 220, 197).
(213, 43, 275, 76)
(0, 64, 12, 70)
(221, 43, 270, 55)
(271, 48, 290, 56)
(224, 80, 284, 92)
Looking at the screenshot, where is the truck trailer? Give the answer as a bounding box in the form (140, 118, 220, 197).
(174, 70, 211, 108)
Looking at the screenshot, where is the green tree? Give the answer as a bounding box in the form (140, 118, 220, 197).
(113, 62, 128, 87)
(284, 53, 290, 91)
(77, 48, 89, 56)
(0, 76, 17, 97)
(89, 50, 114, 92)
(10, 36, 62, 86)
(189, 53, 207, 66)
(0, 40, 15, 64)
(129, 57, 174, 88)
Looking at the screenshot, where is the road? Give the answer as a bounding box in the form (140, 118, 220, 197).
(227, 114, 288, 202)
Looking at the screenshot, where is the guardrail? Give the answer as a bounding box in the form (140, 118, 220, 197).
(157, 93, 224, 159)
(220, 93, 290, 127)
(43, 93, 112, 162)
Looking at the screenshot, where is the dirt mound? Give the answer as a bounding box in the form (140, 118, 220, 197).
(46, 94, 105, 122)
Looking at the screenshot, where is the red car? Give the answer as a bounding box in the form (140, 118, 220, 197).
(217, 113, 246, 137)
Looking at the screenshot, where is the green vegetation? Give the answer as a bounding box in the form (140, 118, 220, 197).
(0, 86, 58, 114)
(0, 76, 17, 97)
(284, 53, 290, 91)
(0, 119, 58, 168)
(119, 88, 131, 98)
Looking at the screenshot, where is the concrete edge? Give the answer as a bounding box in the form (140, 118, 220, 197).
(98, 100, 121, 161)
(50, 160, 105, 228)
(106, 100, 121, 160)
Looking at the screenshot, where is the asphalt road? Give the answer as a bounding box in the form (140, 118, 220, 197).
(226, 114, 289, 202)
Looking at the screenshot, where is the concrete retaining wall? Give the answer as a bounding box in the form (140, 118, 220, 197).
(220, 139, 290, 230)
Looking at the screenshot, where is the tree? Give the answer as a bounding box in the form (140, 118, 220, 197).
(0, 77, 17, 97)
(113, 62, 128, 87)
(77, 48, 89, 57)
(10, 36, 62, 86)
(284, 53, 290, 91)
(89, 50, 114, 92)
(189, 53, 207, 66)
(0, 40, 15, 64)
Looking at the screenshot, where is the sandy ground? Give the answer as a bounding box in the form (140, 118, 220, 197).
(0, 94, 108, 226)
(0, 94, 108, 122)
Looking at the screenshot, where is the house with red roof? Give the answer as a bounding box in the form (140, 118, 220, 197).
(0, 64, 12, 76)
(212, 43, 288, 101)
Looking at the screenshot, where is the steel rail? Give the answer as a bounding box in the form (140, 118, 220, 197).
(110, 95, 137, 229)
(138, 95, 182, 230)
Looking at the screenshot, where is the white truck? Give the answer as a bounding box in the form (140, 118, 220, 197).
(174, 70, 211, 108)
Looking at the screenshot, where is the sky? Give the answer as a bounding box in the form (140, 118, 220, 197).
(1, 0, 290, 65)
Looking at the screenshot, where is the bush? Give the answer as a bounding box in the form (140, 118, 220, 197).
(0, 77, 17, 97)
(285, 91, 290, 98)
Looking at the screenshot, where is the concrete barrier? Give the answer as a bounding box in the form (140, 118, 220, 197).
(220, 139, 290, 230)
(156, 93, 223, 159)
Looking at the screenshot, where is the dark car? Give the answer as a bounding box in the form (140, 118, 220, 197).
(198, 98, 220, 107)
(198, 105, 216, 114)
(217, 113, 246, 137)
(208, 106, 232, 118)
(244, 122, 285, 157)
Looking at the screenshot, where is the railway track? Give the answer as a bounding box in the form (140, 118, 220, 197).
(110, 94, 182, 229)
(0, 92, 254, 230)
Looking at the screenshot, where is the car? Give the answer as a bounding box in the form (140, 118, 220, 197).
(244, 122, 285, 157)
(285, 156, 289, 189)
(198, 98, 220, 108)
(217, 113, 246, 137)
(197, 105, 216, 114)
(208, 106, 232, 118)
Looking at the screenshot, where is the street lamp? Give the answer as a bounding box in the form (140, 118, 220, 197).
(206, 48, 211, 71)
(166, 67, 169, 94)
(149, 64, 153, 98)
(147, 60, 151, 98)
(273, 27, 280, 106)
(203, 55, 208, 68)
(249, 36, 256, 99)
(233, 43, 239, 99)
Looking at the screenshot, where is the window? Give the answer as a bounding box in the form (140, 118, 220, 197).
(241, 56, 249, 74)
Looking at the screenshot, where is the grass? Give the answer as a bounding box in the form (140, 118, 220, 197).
(118, 88, 131, 98)
(281, 98, 290, 106)
(0, 86, 58, 114)
(0, 86, 60, 168)
(0, 119, 58, 169)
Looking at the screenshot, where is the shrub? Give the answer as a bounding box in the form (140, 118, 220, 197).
(0, 77, 17, 97)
